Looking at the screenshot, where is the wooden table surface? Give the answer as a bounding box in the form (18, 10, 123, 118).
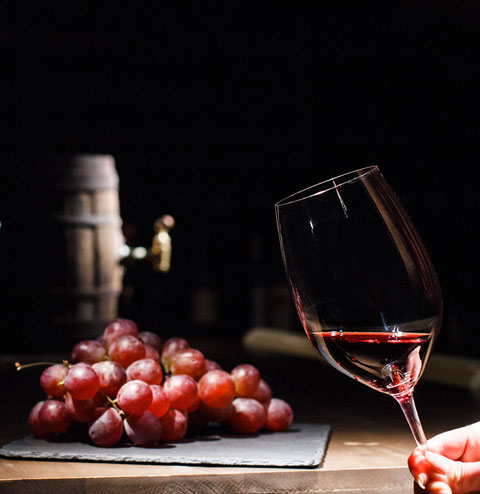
(1, 337, 478, 494)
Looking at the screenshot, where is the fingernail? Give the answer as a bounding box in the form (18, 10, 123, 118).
(415, 473, 428, 489)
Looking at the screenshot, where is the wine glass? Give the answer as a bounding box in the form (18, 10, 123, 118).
(275, 166, 442, 446)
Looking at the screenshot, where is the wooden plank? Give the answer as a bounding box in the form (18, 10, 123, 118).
(0, 467, 412, 494)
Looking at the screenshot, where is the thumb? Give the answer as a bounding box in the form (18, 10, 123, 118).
(425, 451, 480, 493)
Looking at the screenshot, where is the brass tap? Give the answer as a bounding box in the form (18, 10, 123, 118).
(151, 215, 175, 273)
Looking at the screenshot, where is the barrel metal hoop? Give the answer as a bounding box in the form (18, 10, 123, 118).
(53, 214, 123, 226)
(53, 286, 122, 297)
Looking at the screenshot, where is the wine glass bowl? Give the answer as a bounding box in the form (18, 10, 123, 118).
(275, 166, 442, 445)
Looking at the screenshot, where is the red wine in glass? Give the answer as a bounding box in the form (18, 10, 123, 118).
(275, 167, 442, 446)
(309, 327, 435, 395)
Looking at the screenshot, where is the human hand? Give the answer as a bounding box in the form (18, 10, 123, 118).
(408, 422, 480, 493)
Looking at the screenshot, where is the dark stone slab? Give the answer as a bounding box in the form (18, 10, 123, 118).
(0, 423, 330, 468)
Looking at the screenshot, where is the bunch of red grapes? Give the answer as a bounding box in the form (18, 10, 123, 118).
(23, 318, 293, 448)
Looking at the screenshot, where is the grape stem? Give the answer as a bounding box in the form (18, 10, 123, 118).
(15, 360, 71, 371)
(106, 395, 125, 417)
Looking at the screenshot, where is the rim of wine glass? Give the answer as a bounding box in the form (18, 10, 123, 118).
(275, 165, 379, 207)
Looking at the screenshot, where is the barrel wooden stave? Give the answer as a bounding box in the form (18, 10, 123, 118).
(48, 154, 125, 340)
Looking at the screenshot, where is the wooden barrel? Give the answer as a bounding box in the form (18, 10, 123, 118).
(44, 154, 125, 340)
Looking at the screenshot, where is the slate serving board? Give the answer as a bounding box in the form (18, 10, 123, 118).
(0, 423, 330, 468)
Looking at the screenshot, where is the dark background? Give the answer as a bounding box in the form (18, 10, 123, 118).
(1, 1, 479, 355)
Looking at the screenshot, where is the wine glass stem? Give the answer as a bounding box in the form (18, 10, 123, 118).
(395, 392, 427, 446)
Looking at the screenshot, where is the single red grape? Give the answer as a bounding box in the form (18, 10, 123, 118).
(64, 363, 100, 400)
(249, 379, 272, 403)
(28, 401, 54, 439)
(160, 337, 189, 370)
(205, 359, 222, 371)
(108, 334, 145, 369)
(38, 399, 72, 435)
(92, 360, 127, 398)
(138, 331, 162, 353)
(162, 374, 198, 410)
(40, 364, 68, 397)
(198, 369, 235, 408)
(170, 348, 207, 380)
(160, 408, 187, 443)
(265, 398, 293, 432)
(228, 398, 265, 435)
(147, 385, 170, 418)
(144, 344, 160, 362)
(126, 358, 163, 385)
(117, 380, 152, 415)
(88, 408, 124, 447)
(124, 411, 162, 447)
(231, 364, 261, 397)
(103, 318, 138, 349)
(71, 339, 107, 364)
